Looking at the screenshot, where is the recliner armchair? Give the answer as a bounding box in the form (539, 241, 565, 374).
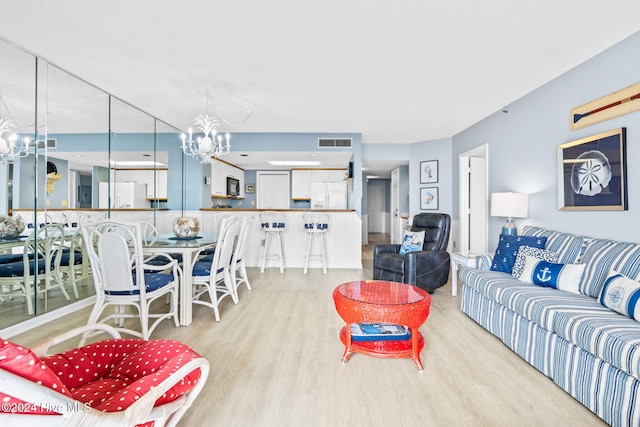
(373, 213, 451, 293)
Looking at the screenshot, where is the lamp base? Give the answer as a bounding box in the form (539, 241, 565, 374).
(502, 218, 517, 236)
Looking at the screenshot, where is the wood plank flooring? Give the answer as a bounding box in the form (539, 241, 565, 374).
(12, 233, 606, 426)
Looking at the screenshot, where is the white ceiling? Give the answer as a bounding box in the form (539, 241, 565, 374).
(1, 1, 640, 177)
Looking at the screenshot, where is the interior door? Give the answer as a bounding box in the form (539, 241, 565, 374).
(469, 157, 487, 253)
(257, 172, 290, 209)
(390, 168, 400, 243)
(367, 184, 383, 233)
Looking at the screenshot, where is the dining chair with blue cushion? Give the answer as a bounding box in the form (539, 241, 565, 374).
(191, 216, 239, 321)
(80, 220, 179, 343)
(0, 224, 69, 315)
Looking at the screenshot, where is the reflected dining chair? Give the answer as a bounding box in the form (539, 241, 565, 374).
(191, 216, 239, 321)
(0, 224, 69, 315)
(56, 228, 91, 299)
(80, 220, 180, 342)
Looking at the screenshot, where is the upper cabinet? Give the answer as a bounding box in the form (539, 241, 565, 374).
(211, 158, 245, 198)
(291, 168, 346, 200)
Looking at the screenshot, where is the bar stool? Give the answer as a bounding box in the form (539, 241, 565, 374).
(260, 211, 286, 273)
(303, 213, 329, 274)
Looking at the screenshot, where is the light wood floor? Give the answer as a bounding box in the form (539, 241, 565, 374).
(13, 233, 606, 426)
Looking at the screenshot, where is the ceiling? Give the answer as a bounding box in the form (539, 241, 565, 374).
(1, 1, 640, 178)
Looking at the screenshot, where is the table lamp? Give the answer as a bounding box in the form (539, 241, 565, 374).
(490, 192, 529, 236)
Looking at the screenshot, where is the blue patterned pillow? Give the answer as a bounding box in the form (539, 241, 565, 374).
(599, 271, 640, 320)
(490, 234, 547, 273)
(399, 231, 425, 255)
(518, 256, 585, 294)
(511, 245, 558, 278)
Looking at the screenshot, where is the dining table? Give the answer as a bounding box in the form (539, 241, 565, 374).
(142, 232, 217, 326)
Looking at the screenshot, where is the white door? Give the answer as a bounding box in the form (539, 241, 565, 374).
(367, 184, 383, 233)
(257, 172, 290, 209)
(469, 157, 487, 254)
(458, 144, 488, 254)
(390, 168, 400, 243)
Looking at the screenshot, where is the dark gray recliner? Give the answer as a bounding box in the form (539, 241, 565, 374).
(373, 213, 451, 293)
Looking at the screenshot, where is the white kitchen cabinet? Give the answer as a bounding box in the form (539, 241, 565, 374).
(211, 159, 244, 198)
(146, 169, 168, 200)
(291, 169, 312, 200)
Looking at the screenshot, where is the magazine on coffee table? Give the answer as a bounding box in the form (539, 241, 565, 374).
(350, 323, 411, 342)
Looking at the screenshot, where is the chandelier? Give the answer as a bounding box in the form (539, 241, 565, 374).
(180, 113, 230, 164)
(0, 117, 28, 163)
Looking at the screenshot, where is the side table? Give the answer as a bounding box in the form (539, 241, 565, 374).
(332, 280, 431, 371)
(450, 252, 478, 297)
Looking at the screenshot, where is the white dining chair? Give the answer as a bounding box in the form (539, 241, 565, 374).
(80, 220, 180, 342)
(230, 215, 256, 300)
(191, 216, 239, 321)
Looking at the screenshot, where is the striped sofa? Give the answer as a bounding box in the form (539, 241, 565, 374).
(459, 226, 640, 427)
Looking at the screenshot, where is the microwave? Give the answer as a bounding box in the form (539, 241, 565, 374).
(226, 177, 240, 197)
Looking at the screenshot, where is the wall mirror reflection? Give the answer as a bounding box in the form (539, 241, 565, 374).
(0, 36, 183, 333)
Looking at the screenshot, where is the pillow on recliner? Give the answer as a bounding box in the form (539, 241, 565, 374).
(490, 234, 547, 273)
(399, 230, 425, 255)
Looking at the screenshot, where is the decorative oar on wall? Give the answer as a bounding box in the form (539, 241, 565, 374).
(571, 81, 640, 130)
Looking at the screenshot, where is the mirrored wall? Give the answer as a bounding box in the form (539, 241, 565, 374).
(0, 37, 188, 330)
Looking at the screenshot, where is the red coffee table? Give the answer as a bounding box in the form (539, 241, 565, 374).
(332, 280, 431, 371)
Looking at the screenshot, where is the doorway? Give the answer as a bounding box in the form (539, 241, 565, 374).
(458, 144, 488, 254)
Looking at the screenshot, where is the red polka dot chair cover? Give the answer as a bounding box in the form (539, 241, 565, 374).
(0, 324, 209, 427)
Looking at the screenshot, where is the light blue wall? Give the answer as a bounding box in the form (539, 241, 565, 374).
(452, 31, 640, 246)
(409, 138, 452, 217)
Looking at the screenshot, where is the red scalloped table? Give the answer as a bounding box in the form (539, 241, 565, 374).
(332, 280, 432, 371)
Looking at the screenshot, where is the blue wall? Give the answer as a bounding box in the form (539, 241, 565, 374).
(452, 31, 640, 245)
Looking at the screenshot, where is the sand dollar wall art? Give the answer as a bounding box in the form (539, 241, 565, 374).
(557, 128, 627, 210)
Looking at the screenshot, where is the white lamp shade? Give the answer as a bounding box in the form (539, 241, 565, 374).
(490, 192, 529, 218)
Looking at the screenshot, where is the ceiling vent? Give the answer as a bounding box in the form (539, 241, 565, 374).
(318, 138, 352, 148)
(36, 138, 57, 150)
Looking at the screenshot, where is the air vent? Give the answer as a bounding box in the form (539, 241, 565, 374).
(318, 138, 352, 148)
(36, 138, 57, 150)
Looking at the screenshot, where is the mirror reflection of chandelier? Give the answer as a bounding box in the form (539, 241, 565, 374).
(180, 113, 230, 165)
(0, 117, 29, 163)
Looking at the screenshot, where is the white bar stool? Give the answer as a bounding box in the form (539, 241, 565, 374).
(303, 213, 329, 274)
(260, 211, 286, 273)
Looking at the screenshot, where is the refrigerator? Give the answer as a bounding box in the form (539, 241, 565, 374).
(310, 182, 348, 209)
(98, 182, 148, 208)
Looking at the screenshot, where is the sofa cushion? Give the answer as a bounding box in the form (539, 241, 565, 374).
(511, 245, 558, 278)
(490, 234, 547, 273)
(578, 239, 640, 298)
(520, 225, 585, 264)
(374, 253, 405, 274)
(399, 230, 425, 255)
(599, 271, 640, 320)
(518, 256, 585, 294)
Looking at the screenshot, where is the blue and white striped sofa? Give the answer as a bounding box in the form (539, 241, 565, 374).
(459, 225, 640, 427)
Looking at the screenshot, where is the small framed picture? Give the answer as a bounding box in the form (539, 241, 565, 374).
(245, 184, 255, 194)
(420, 160, 438, 183)
(420, 187, 439, 210)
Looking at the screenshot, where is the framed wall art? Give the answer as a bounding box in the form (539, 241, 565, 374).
(557, 128, 627, 211)
(570, 81, 640, 130)
(420, 160, 438, 184)
(420, 187, 439, 210)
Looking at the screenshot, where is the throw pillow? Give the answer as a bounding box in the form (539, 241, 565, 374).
(490, 234, 547, 273)
(599, 270, 640, 320)
(511, 246, 558, 278)
(518, 255, 585, 294)
(399, 230, 425, 255)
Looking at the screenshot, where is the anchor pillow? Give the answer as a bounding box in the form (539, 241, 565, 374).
(518, 255, 585, 294)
